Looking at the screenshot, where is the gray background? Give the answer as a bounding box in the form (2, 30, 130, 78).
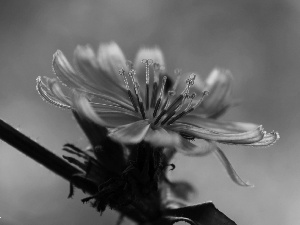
(0, 0, 299, 224)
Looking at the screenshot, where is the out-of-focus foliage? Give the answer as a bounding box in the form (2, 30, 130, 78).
(0, 0, 299, 224)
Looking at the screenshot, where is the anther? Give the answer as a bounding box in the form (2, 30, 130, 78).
(141, 59, 153, 110)
(119, 68, 138, 112)
(182, 73, 196, 95)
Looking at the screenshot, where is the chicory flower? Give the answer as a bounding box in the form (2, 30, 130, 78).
(36, 42, 279, 186)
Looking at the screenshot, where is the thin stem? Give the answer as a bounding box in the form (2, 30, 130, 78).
(0, 119, 147, 223)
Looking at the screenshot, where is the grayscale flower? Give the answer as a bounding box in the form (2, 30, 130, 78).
(36, 42, 279, 186)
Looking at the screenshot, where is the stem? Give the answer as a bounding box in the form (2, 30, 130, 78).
(0, 119, 147, 223)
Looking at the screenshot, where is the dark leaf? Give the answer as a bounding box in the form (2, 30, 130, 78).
(151, 216, 196, 225)
(164, 202, 236, 225)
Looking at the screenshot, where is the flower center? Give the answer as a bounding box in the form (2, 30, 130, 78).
(119, 60, 209, 127)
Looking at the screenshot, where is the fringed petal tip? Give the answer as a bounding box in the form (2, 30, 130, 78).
(245, 130, 280, 147)
(36, 76, 71, 109)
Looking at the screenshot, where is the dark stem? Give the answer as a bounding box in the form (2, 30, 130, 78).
(0, 119, 148, 223)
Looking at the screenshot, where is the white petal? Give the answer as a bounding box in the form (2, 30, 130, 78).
(95, 111, 140, 127)
(169, 123, 265, 144)
(97, 42, 127, 79)
(144, 128, 181, 147)
(193, 68, 233, 117)
(53, 49, 134, 110)
(52, 50, 83, 88)
(73, 45, 131, 106)
(109, 120, 150, 144)
(177, 115, 259, 133)
(176, 138, 216, 156)
(72, 91, 107, 127)
(46, 77, 72, 106)
(213, 144, 253, 187)
(36, 76, 71, 109)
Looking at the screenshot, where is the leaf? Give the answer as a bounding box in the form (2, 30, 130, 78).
(164, 202, 236, 225)
(151, 216, 197, 225)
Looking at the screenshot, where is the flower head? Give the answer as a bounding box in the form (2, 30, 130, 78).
(36, 42, 279, 186)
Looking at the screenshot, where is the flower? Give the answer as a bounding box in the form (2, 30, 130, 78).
(36, 42, 279, 186)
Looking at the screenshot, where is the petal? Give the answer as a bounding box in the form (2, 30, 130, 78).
(213, 144, 253, 187)
(73, 45, 131, 106)
(144, 128, 181, 147)
(52, 50, 84, 88)
(192, 68, 233, 117)
(109, 120, 150, 144)
(244, 131, 280, 147)
(177, 115, 259, 133)
(97, 42, 127, 79)
(72, 91, 108, 127)
(53, 49, 134, 111)
(46, 77, 72, 105)
(169, 123, 265, 144)
(91, 102, 139, 115)
(36, 76, 71, 109)
(177, 138, 216, 156)
(95, 111, 140, 127)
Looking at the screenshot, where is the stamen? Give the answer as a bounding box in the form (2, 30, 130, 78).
(150, 63, 160, 108)
(154, 73, 194, 125)
(158, 73, 195, 118)
(160, 94, 188, 126)
(184, 92, 197, 111)
(153, 75, 167, 118)
(128, 69, 146, 119)
(188, 90, 209, 112)
(119, 68, 138, 112)
(141, 59, 153, 110)
(167, 91, 208, 125)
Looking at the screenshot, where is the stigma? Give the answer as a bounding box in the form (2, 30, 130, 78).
(119, 60, 209, 128)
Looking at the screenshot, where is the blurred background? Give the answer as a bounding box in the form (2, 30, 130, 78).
(0, 0, 299, 224)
